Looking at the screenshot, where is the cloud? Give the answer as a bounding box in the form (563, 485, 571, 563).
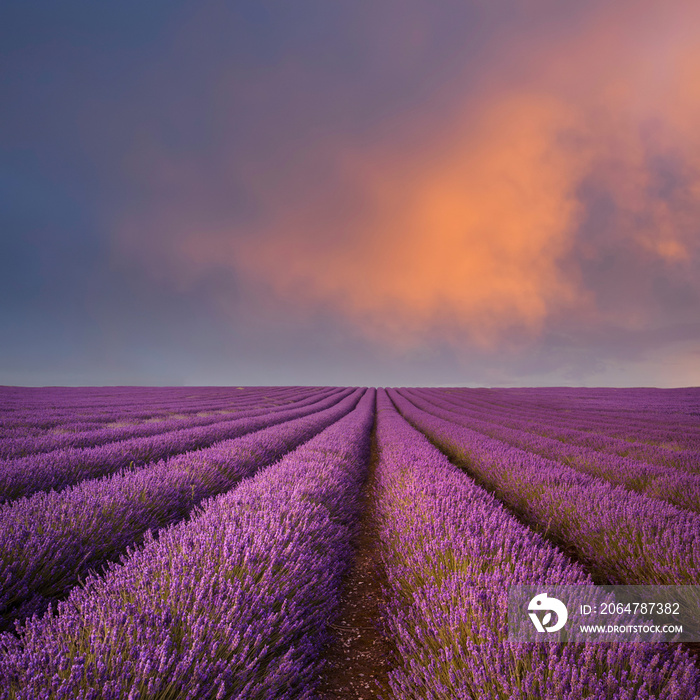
(114, 0, 700, 352)
(226, 90, 592, 347)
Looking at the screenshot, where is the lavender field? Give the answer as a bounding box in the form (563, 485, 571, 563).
(1, 385, 699, 699)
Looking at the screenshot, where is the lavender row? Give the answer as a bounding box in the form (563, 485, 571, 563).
(0, 387, 330, 459)
(0, 387, 308, 435)
(0, 389, 375, 699)
(406, 389, 700, 511)
(419, 388, 700, 471)
(391, 390, 700, 587)
(0, 387, 306, 437)
(0, 387, 320, 458)
(0, 386, 253, 428)
(372, 390, 698, 700)
(0, 387, 312, 432)
(0, 395, 274, 448)
(458, 386, 700, 429)
(421, 387, 700, 458)
(0, 388, 351, 503)
(0, 387, 342, 502)
(432, 387, 700, 450)
(0, 388, 364, 632)
(423, 387, 700, 446)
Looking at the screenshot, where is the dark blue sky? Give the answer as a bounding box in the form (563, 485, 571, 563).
(2, 1, 699, 386)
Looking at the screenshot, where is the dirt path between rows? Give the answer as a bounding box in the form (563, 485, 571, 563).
(316, 431, 393, 699)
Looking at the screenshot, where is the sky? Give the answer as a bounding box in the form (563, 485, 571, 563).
(1, 0, 700, 387)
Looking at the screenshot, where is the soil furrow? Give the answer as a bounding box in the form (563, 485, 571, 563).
(316, 431, 393, 699)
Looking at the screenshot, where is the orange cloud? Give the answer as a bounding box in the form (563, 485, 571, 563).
(118, 0, 700, 348)
(229, 91, 591, 346)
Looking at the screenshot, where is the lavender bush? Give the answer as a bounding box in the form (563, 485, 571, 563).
(0, 389, 363, 631)
(0, 386, 328, 459)
(373, 389, 699, 699)
(0, 390, 375, 699)
(422, 387, 700, 454)
(415, 387, 700, 473)
(0, 388, 350, 503)
(391, 389, 700, 587)
(403, 389, 700, 511)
